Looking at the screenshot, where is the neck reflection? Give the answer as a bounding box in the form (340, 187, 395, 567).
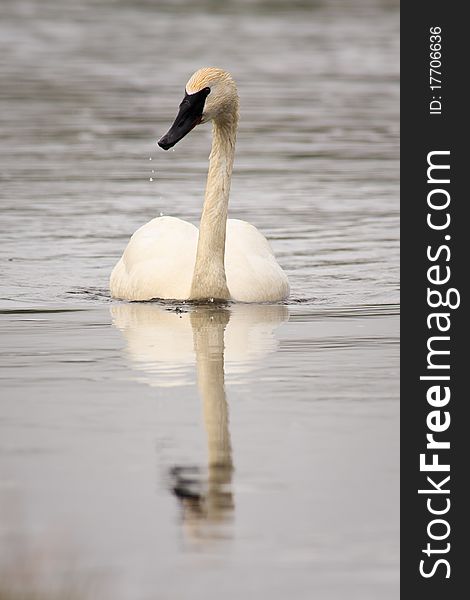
(171, 308, 234, 533)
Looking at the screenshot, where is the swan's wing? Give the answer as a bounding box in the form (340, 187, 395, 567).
(110, 216, 198, 301)
(225, 219, 290, 302)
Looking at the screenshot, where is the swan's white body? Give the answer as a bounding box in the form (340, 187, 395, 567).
(110, 216, 288, 302)
(110, 68, 289, 303)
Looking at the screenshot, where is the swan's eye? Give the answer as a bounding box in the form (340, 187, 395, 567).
(204, 87, 211, 94)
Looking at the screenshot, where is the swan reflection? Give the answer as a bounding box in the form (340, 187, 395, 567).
(111, 302, 288, 539)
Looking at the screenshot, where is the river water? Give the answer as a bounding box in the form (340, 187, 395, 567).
(0, 0, 399, 598)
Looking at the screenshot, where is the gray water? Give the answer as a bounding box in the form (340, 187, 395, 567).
(0, 1, 399, 598)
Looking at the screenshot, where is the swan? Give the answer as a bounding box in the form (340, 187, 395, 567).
(110, 67, 290, 303)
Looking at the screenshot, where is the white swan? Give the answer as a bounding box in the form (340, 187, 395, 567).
(110, 67, 289, 302)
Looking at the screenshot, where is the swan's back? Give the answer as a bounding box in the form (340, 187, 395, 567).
(110, 216, 198, 301)
(225, 219, 289, 303)
(110, 216, 289, 302)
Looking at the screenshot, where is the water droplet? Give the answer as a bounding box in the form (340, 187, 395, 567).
(149, 177, 153, 182)
(151, 170, 155, 173)
(159, 211, 164, 217)
(149, 157, 152, 161)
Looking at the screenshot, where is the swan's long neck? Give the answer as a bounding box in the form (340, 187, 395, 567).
(190, 113, 238, 300)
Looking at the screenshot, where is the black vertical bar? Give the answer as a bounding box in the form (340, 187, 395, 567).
(401, 2, 467, 598)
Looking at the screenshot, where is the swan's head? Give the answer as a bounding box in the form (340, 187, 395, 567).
(158, 67, 239, 151)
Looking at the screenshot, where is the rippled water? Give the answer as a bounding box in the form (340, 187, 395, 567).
(0, 1, 399, 598)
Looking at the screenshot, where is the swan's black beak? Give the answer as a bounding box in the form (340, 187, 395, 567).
(158, 87, 211, 150)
